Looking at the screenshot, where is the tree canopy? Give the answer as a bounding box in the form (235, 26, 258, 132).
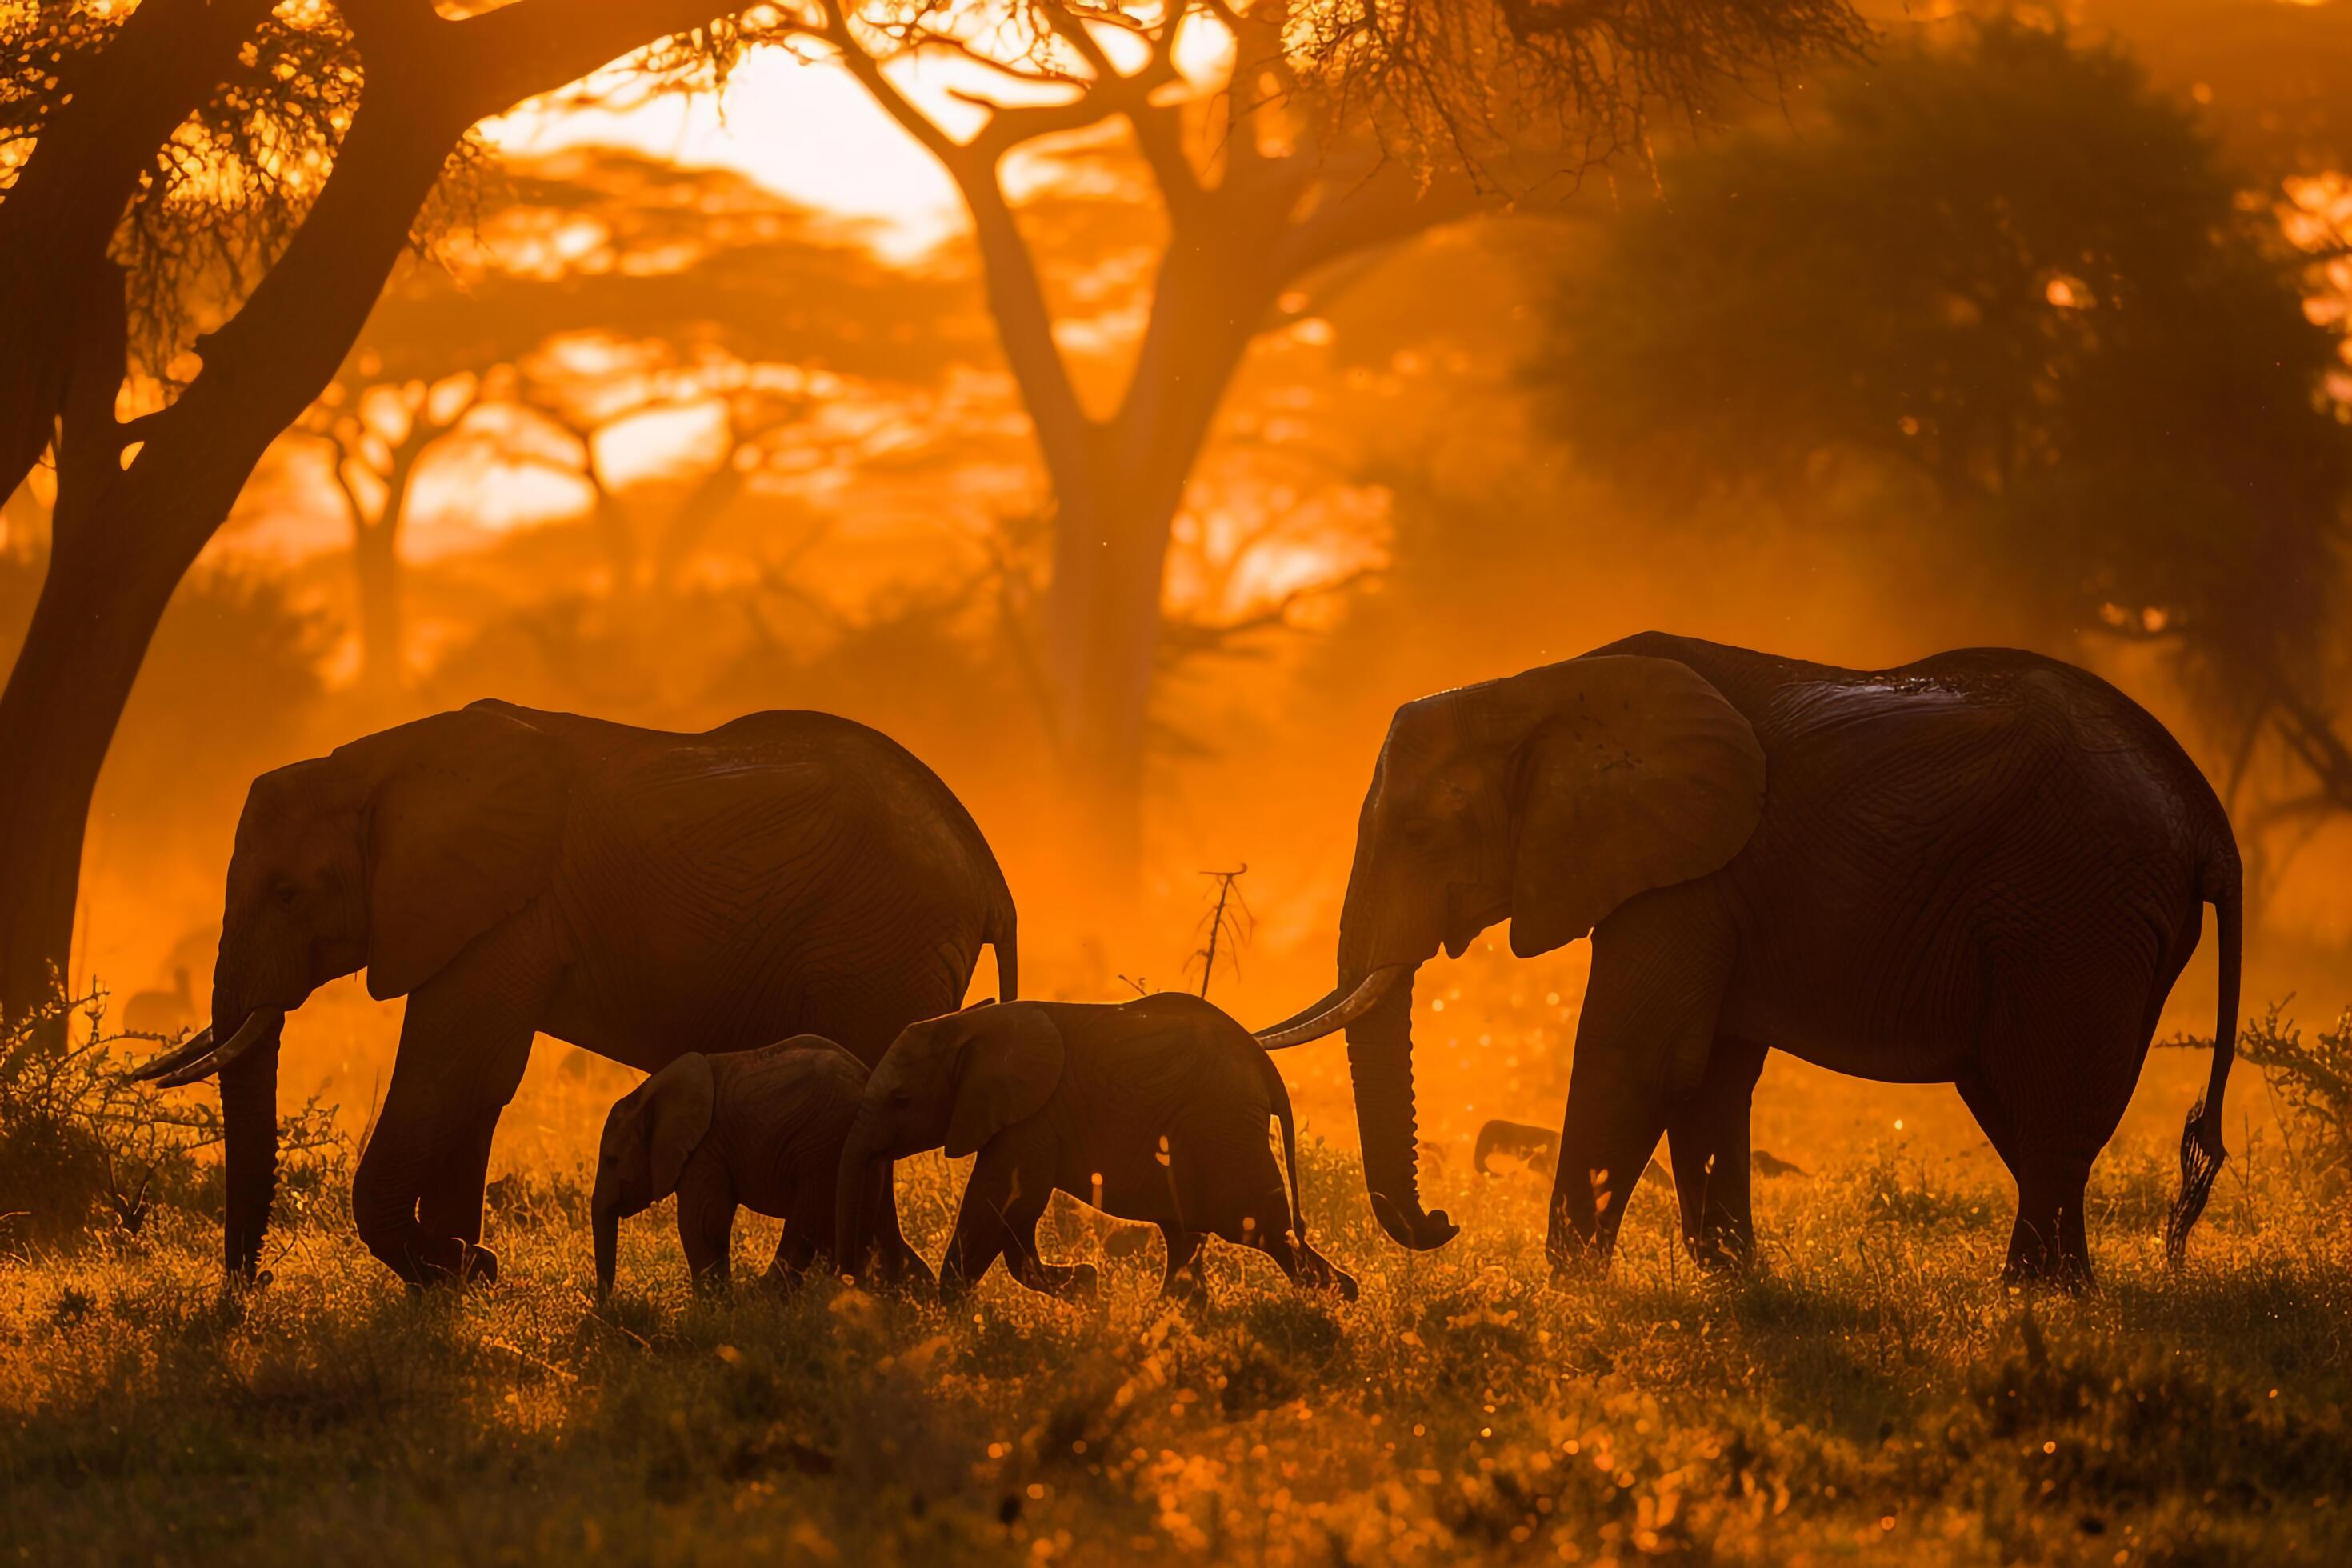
(1534, 18, 2350, 820)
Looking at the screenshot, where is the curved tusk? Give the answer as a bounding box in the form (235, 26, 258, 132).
(125, 1026, 216, 1082)
(156, 1009, 285, 1090)
(1251, 984, 1346, 1042)
(1254, 966, 1406, 1051)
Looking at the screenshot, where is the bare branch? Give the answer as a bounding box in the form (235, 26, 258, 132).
(814, 7, 969, 167)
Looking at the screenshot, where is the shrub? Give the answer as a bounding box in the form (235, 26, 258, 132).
(2237, 1001, 2352, 1193)
(0, 983, 347, 1249)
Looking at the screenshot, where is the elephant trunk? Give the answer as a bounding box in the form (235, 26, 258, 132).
(592, 1180, 620, 1301)
(1345, 968, 1459, 1250)
(217, 1005, 284, 1281)
(834, 1115, 881, 1279)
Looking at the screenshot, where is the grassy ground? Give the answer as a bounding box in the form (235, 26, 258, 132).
(4, 1104, 2347, 1566)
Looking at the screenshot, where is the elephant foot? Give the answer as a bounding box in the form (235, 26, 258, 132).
(1160, 1271, 1210, 1307)
(1544, 1236, 1613, 1289)
(881, 1241, 938, 1292)
(1685, 1234, 1756, 1276)
(2001, 1257, 2093, 1295)
(1318, 1266, 1361, 1303)
(1025, 1262, 1098, 1302)
(408, 1238, 498, 1290)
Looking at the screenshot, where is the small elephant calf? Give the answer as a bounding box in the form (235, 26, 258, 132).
(838, 994, 1355, 1303)
(591, 1035, 928, 1298)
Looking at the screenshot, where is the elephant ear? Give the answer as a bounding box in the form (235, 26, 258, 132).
(1506, 656, 1766, 958)
(642, 1053, 716, 1196)
(353, 708, 570, 999)
(946, 1004, 1064, 1159)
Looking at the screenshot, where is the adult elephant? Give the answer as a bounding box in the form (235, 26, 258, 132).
(1256, 633, 2241, 1286)
(135, 700, 1017, 1285)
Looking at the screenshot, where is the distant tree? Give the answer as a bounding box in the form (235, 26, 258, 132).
(1533, 20, 2351, 838)
(0, 0, 1866, 1016)
(297, 370, 489, 695)
(759, 0, 1869, 885)
(290, 150, 953, 692)
(0, 0, 738, 1020)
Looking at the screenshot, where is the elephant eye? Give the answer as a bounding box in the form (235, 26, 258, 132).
(271, 881, 302, 906)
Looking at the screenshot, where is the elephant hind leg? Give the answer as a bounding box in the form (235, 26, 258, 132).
(1978, 971, 2150, 1290)
(2005, 1158, 2095, 1290)
(1955, 1073, 2022, 1179)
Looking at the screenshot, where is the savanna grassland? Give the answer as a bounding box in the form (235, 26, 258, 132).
(5, 962, 2350, 1567)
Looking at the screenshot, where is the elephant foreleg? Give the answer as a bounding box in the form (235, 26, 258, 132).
(1158, 1226, 1206, 1302)
(1665, 1036, 1769, 1272)
(1548, 904, 1729, 1277)
(677, 1165, 737, 1291)
(766, 1218, 822, 1293)
(1002, 1198, 1096, 1301)
(870, 1166, 934, 1288)
(941, 1146, 1019, 1297)
(350, 919, 552, 1286)
(1545, 1074, 1671, 1274)
(417, 1105, 500, 1258)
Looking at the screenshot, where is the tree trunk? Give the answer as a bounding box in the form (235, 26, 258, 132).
(353, 516, 403, 695)
(0, 526, 202, 1018)
(0, 98, 461, 1021)
(1041, 468, 1178, 879)
(1037, 244, 1279, 890)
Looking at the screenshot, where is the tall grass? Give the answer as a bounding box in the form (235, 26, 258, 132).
(4, 1112, 2346, 1563)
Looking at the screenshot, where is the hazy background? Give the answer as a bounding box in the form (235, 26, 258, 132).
(6, 0, 2350, 1186)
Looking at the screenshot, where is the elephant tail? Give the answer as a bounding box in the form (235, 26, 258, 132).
(2168, 838, 2242, 1267)
(986, 899, 1018, 1002)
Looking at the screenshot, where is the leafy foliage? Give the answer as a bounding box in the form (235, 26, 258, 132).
(2237, 1002, 2352, 1193)
(1286, 0, 1873, 181)
(0, 984, 346, 1248)
(1532, 19, 2350, 730)
(1, 0, 376, 366)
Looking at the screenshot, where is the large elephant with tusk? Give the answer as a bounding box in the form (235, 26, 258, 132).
(1257, 632, 2242, 1287)
(136, 700, 1016, 1286)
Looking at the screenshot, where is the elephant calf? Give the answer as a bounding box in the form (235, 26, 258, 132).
(838, 996, 1356, 1304)
(592, 1036, 927, 1298)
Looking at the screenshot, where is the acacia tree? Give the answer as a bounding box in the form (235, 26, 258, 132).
(0, 0, 739, 1020)
(772, 0, 1866, 882)
(298, 370, 490, 694)
(0, 0, 1863, 1018)
(1533, 20, 2351, 882)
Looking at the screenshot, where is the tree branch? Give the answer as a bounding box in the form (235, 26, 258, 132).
(816, 8, 1098, 502)
(0, 0, 278, 500)
(1270, 156, 1493, 282)
(814, 6, 967, 167)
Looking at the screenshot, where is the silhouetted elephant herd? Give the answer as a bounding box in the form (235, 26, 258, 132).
(135, 634, 2245, 1298)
